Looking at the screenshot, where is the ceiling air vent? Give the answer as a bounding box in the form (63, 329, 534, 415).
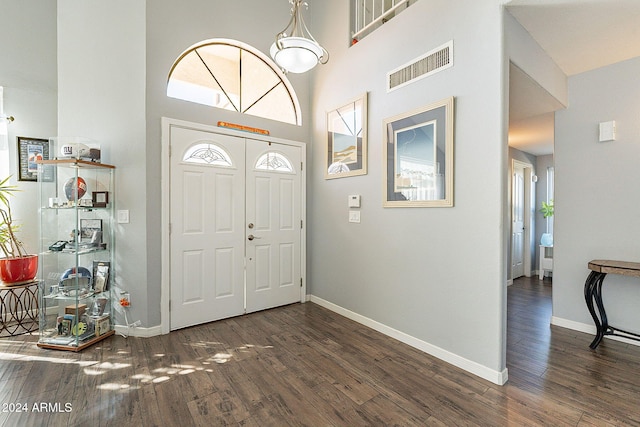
(387, 40, 453, 92)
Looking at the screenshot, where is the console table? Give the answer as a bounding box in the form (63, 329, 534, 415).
(584, 260, 640, 349)
(0, 281, 39, 337)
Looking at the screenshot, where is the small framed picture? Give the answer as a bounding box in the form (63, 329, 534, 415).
(17, 136, 54, 182)
(92, 191, 109, 208)
(92, 261, 110, 293)
(95, 315, 110, 336)
(80, 219, 102, 242)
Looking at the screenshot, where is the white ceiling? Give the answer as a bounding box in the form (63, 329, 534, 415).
(506, 0, 640, 156)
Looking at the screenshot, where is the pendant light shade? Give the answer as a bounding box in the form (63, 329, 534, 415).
(270, 0, 328, 74)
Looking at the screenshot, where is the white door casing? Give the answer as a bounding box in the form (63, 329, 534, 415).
(161, 118, 306, 333)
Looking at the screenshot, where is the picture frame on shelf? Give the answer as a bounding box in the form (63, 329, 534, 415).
(17, 136, 54, 182)
(325, 93, 368, 179)
(80, 219, 102, 243)
(92, 261, 110, 293)
(95, 315, 110, 336)
(383, 96, 455, 208)
(92, 191, 109, 208)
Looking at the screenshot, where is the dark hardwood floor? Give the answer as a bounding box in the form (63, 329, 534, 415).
(2, 277, 640, 426)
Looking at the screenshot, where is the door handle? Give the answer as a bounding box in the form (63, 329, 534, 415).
(248, 234, 261, 241)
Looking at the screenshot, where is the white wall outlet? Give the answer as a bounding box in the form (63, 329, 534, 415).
(349, 210, 361, 223)
(348, 194, 361, 208)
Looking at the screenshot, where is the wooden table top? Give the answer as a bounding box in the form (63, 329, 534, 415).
(588, 260, 640, 277)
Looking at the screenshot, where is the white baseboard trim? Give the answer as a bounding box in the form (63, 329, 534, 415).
(309, 295, 508, 386)
(551, 316, 640, 347)
(507, 279, 513, 286)
(114, 324, 163, 338)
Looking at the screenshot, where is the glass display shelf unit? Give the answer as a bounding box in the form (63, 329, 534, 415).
(36, 157, 116, 351)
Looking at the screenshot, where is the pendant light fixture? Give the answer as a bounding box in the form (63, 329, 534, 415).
(270, 0, 328, 74)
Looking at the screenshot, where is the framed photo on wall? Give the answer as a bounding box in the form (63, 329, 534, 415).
(383, 96, 455, 207)
(325, 93, 368, 179)
(17, 136, 53, 182)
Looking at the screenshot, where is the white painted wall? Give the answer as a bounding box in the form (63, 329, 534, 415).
(310, 0, 508, 382)
(57, 0, 148, 325)
(554, 57, 640, 333)
(0, 0, 57, 255)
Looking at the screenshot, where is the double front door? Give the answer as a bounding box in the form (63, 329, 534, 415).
(169, 126, 302, 330)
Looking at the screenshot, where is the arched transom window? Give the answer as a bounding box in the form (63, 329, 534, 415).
(255, 152, 295, 173)
(168, 39, 302, 126)
(182, 142, 233, 167)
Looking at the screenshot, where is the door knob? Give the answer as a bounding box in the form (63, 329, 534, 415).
(248, 234, 261, 241)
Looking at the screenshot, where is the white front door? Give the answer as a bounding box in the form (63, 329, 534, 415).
(245, 139, 302, 313)
(511, 164, 525, 279)
(169, 125, 302, 330)
(170, 128, 246, 330)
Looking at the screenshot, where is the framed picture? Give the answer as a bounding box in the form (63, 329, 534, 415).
(92, 191, 109, 208)
(17, 136, 54, 182)
(92, 261, 110, 293)
(80, 219, 102, 242)
(383, 96, 455, 208)
(325, 93, 368, 179)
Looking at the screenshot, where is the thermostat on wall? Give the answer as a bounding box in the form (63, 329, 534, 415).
(348, 194, 361, 208)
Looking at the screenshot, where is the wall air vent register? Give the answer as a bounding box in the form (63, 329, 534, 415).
(387, 40, 453, 92)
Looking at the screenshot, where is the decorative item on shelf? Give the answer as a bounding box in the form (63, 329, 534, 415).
(92, 191, 109, 208)
(64, 176, 87, 201)
(92, 261, 110, 293)
(270, 0, 328, 73)
(59, 267, 92, 297)
(0, 176, 38, 285)
(95, 315, 110, 336)
(59, 141, 101, 162)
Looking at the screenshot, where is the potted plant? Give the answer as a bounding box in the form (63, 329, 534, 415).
(0, 176, 38, 285)
(540, 199, 554, 247)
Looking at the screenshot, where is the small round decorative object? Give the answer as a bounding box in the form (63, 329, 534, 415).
(72, 321, 87, 336)
(64, 177, 87, 200)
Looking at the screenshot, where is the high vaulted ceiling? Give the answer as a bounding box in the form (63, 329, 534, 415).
(506, 0, 640, 156)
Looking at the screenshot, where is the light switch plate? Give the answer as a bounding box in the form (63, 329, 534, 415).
(117, 210, 130, 224)
(349, 210, 361, 223)
(599, 121, 616, 142)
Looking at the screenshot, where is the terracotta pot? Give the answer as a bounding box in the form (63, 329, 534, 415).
(0, 255, 38, 285)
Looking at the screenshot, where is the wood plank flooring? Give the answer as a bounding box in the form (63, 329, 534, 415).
(1, 277, 640, 426)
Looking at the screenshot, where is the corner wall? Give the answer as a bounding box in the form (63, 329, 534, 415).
(310, 0, 508, 382)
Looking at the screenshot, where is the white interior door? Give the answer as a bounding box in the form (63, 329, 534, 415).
(170, 127, 246, 330)
(245, 139, 302, 313)
(511, 164, 525, 279)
